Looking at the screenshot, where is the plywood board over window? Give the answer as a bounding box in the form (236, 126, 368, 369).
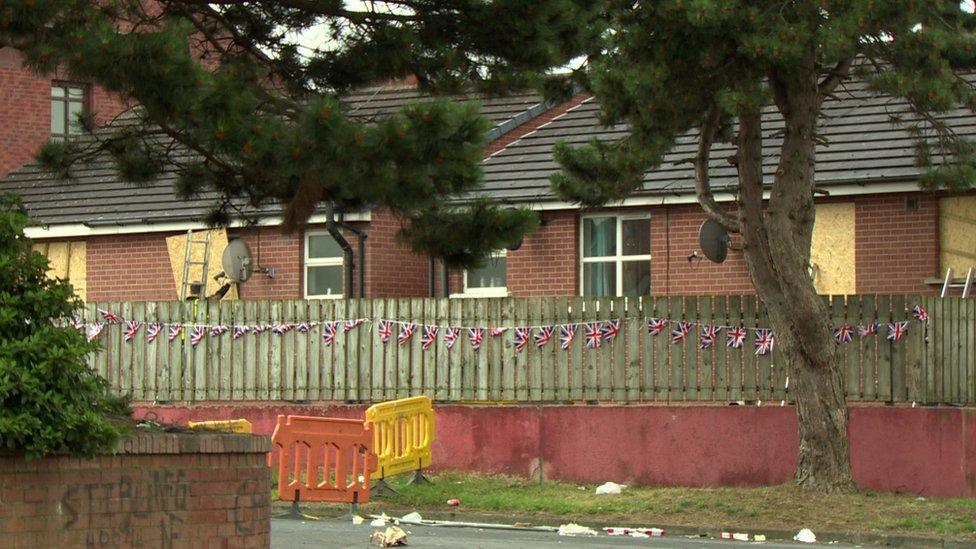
(165, 229, 238, 300)
(810, 203, 856, 295)
(32, 241, 87, 301)
(940, 196, 976, 275)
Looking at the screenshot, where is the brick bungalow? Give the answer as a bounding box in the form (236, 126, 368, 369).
(1, 46, 974, 301)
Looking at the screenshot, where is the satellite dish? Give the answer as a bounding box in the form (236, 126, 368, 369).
(698, 219, 730, 263)
(221, 239, 253, 282)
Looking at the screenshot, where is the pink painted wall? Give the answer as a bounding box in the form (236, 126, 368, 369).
(132, 404, 976, 498)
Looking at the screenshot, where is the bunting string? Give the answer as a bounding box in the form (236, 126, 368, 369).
(65, 303, 929, 354)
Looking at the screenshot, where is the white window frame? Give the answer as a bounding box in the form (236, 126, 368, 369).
(459, 250, 508, 298)
(304, 231, 344, 299)
(579, 214, 651, 297)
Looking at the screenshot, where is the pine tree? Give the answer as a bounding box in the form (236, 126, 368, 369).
(0, 0, 603, 268)
(551, 2, 976, 492)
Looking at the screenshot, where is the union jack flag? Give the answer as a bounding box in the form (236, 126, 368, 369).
(421, 325, 439, 351)
(397, 322, 416, 346)
(377, 320, 393, 344)
(272, 323, 293, 335)
(86, 322, 104, 342)
(443, 327, 462, 350)
(647, 317, 669, 336)
(123, 321, 141, 342)
(887, 321, 909, 342)
(146, 323, 162, 343)
(833, 323, 854, 344)
(210, 325, 228, 337)
(99, 309, 121, 324)
(858, 323, 879, 337)
(755, 329, 774, 356)
(602, 319, 621, 344)
(559, 324, 577, 350)
(232, 325, 250, 339)
(190, 326, 206, 347)
(671, 321, 694, 343)
(168, 324, 182, 341)
(699, 325, 721, 349)
(489, 327, 508, 337)
(344, 319, 364, 332)
(534, 326, 554, 348)
(68, 316, 85, 330)
(251, 324, 269, 334)
(726, 326, 746, 348)
(584, 322, 603, 349)
(913, 305, 929, 322)
(468, 328, 485, 351)
(295, 323, 312, 333)
(322, 321, 338, 346)
(513, 327, 531, 352)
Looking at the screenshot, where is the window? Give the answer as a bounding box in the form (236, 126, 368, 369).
(580, 215, 651, 297)
(51, 83, 88, 140)
(305, 232, 344, 298)
(462, 251, 507, 297)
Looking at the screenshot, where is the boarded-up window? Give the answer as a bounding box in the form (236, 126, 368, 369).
(165, 229, 238, 300)
(810, 203, 856, 295)
(31, 241, 87, 301)
(940, 196, 976, 276)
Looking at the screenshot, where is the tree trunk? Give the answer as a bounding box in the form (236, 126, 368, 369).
(730, 52, 856, 493)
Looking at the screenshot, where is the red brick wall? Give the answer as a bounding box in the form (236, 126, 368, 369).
(855, 193, 940, 294)
(365, 208, 430, 297)
(0, 48, 128, 178)
(86, 232, 178, 302)
(76, 192, 944, 302)
(232, 226, 302, 300)
(508, 210, 579, 295)
(0, 432, 270, 548)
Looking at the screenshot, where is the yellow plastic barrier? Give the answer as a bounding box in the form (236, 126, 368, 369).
(365, 396, 435, 480)
(187, 419, 253, 434)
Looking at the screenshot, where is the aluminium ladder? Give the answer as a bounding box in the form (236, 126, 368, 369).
(940, 267, 974, 299)
(179, 229, 212, 300)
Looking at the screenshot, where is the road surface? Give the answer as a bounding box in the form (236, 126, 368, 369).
(271, 517, 851, 548)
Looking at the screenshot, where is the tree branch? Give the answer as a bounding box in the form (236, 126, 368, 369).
(694, 102, 741, 233)
(817, 56, 855, 106)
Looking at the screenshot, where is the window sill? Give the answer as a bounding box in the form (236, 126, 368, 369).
(450, 290, 509, 299)
(305, 294, 344, 300)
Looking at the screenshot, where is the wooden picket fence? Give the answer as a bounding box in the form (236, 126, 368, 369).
(81, 295, 975, 405)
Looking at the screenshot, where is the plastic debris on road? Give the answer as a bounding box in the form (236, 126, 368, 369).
(754, 534, 767, 542)
(719, 532, 749, 541)
(400, 512, 423, 523)
(794, 528, 817, 543)
(604, 527, 665, 537)
(558, 523, 599, 536)
(370, 525, 408, 546)
(594, 481, 626, 495)
(352, 515, 364, 525)
(370, 515, 389, 527)
(446, 498, 461, 506)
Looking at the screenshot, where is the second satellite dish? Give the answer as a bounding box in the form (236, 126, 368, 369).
(699, 219, 730, 263)
(222, 239, 253, 282)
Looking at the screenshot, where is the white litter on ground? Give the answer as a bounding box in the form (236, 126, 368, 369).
(594, 481, 626, 495)
(558, 523, 599, 536)
(370, 516, 389, 527)
(794, 528, 817, 543)
(400, 512, 423, 523)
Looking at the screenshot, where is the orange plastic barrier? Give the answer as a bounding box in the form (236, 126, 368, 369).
(270, 415, 376, 504)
